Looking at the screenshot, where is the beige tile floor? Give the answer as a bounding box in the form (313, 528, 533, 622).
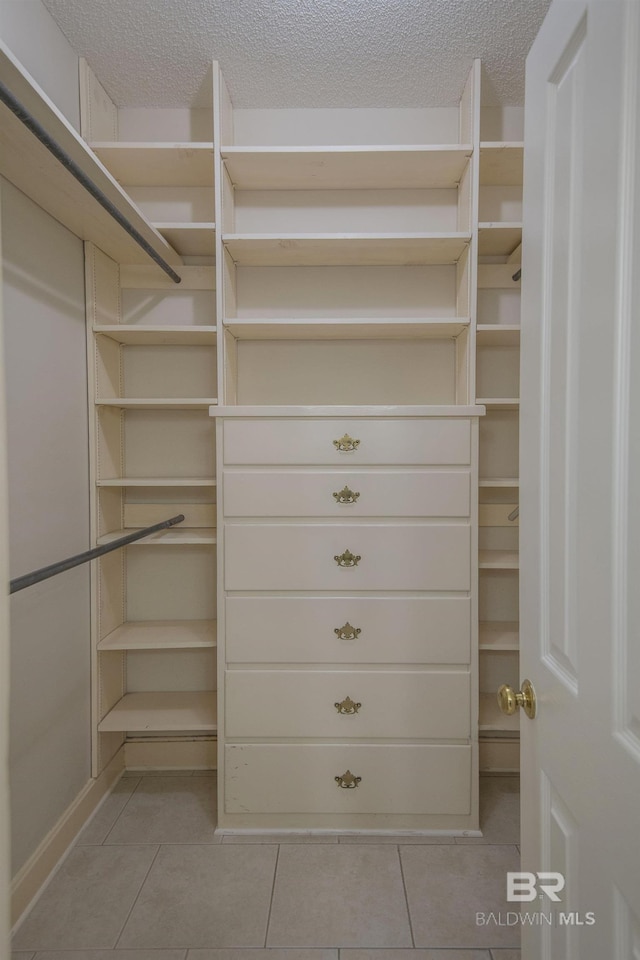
(12, 774, 521, 959)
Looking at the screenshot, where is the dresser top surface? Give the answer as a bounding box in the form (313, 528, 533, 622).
(210, 404, 486, 418)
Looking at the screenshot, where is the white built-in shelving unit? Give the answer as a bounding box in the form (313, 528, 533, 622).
(79, 62, 218, 773)
(476, 125, 523, 773)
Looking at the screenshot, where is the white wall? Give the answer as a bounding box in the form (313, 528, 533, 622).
(0, 1, 91, 880)
(0, 0, 80, 129)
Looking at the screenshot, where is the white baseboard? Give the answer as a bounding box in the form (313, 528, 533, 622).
(11, 748, 124, 927)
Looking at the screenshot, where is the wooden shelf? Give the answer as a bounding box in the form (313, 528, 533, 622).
(479, 692, 520, 734)
(478, 264, 521, 289)
(479, 478, 519, 488)
(96, 477, 216, 487)
(224, 317, 470, 340)
(94, 325, 217, 345)
(479, 143, 524, 186)
(478, 224, 523, 257)
(476, 325, 520, 346)
(479, 621, 520, 651)
(223, 233, 470, 267)
(120, 264, 216, 290)
(96, 398, 217, 409)
(154, 223, 216, 258)
(98, 620, 216, 651)
(479, 549, 519, 570)
(98, 691, 217, 733)
(476, 398, 520, 411)
(96, 528, 216, 546)
(0, 42, 182, 269)
(91, 142, 214, 186)
(221, 145, 473, 189)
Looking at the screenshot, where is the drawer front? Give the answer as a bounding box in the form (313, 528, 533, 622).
(225, 743, 471, 815)
(225, 596, 471, 664)
(225, 523, 470, 591)
(225, 669, 470, 739)
(223, 418, 471, 466)
(223, 469, 470, 518)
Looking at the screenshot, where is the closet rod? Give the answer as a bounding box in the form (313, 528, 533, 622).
(0, 79, 182, 285)
(9, 515, 185, 594)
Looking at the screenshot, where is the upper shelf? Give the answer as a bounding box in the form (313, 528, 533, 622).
(224, 317, 470, 340)
(153, 223, 216, 258)
(479, 143, 524, 186)
(223, 233, 470, 267)
(94, 325, 217, 345)
(478, 224, 523, 257)
(91, 142, 214, 186)
(221, 145, 473, 190)
(0, 41, 182, 270)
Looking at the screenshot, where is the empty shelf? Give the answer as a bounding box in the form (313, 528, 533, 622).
(476, 325, 520, 346)
(223, 233, 470, 267)
(94, 325, 217, 345)
(478, 224, 523, 257)
(478, 477, 520, 488)
(221, 144, 473, 190)
(98, 620, 216, 651)
(476, 398, 520, 411)
(224, 317, 470, 340)
(479, 143, 524, 186)
(98, 691, 217, 732)
(96, 528, 217, 546)
(120, 264, 215, 289)
(154, 223, 216, 257)
(479, 621, 520, 651)
(96, 398, 217, 409)
(0, 44, 181, 269)
(91, 142, 214, 186)
(96, 477, 216, 487)
(479, 550, 519, 569)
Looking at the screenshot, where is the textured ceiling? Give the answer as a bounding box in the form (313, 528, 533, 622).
(42, 0, 552, 109)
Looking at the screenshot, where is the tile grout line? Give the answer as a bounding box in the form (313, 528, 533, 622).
(99, 775, 143, 845)
(396, 844, 416, 949)
(111, 842, 162, 949)
(263, 842, 281, 947)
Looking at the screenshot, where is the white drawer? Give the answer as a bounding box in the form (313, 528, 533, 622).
(224, 523, 470, 591)
(225, 743, 471, 815)
(225, 596, 471, 664)
(223, 469, 470, 518)
(225, 669, 470, 739)
(223, 418, 471, 466)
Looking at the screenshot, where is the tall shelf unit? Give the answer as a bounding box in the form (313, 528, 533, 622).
(476, 129, 523, 772)
(206, 61, 491, 833)
(80, 64, 218, 774)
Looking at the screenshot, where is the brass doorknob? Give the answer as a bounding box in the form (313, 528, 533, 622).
(497, 679, 536, 719)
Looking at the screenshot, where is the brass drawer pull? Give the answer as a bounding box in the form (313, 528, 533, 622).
(335, 770, 361, 789)
(334, 549, 361, 567)
(333, 434, 360, 452)
(333, 486, 360, 504)
(334, 622, 361, 640)
(335, 696, 361, 715)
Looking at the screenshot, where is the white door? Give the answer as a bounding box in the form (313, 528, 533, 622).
(520, 1, 640, 957)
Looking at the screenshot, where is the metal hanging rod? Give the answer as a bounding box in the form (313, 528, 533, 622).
(0, 78, 182, 285)
(9, 515, 185, 595)
(508, 505, 519, 521)
(512, 268, 522, 282)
